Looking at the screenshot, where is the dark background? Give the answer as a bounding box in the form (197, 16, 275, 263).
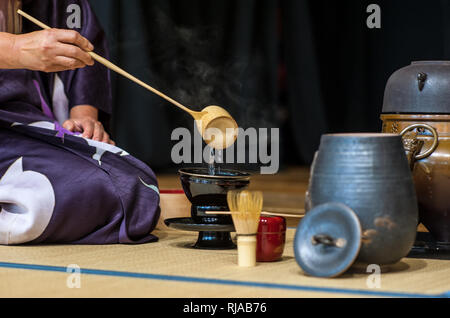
(89, 0, 450, 172)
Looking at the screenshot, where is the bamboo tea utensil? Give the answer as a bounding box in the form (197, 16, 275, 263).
(205, 211, 304, 218)
(17, 9, 238, 150)
(227, 190, 263, 267)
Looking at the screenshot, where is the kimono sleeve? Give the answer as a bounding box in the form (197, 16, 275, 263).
(56, 0, 112, 118)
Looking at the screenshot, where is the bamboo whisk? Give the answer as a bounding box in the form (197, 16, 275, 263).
(227, 190, 263, 267)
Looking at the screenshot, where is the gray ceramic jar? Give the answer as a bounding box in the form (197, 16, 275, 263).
(305, 133, 418, 266)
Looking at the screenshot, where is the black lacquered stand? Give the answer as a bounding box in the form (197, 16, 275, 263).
(165, 217, 236, 249)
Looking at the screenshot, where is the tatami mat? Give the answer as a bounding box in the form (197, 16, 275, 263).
(0, 229, 448, 298)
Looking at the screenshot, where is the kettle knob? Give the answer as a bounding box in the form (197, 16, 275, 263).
(417, 72, 427, 91)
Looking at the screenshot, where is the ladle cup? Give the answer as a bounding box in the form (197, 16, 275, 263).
(194, 106, 238, 150)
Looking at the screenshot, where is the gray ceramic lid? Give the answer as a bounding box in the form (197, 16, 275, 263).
(294, 203, 362, 278)
(382, 61, 450, 114)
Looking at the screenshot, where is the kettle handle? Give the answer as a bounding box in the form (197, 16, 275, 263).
(400, 124, 439, 161)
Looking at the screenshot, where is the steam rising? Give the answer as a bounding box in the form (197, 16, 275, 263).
(147, 7, 280, 131)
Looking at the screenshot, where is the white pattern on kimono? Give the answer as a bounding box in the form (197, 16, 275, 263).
(0, 157, 55, 245)
(11, 121, 129, 165)
(52, 74, 69, 125)
(138, 177, 159, 194)
(75, 136, 129, 165)
(11, 121, 55, 130)
(28, 121, 56, 130)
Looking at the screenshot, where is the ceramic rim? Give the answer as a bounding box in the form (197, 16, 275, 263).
(178, 168, 251, 180)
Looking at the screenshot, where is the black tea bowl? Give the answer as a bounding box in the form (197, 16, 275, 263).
(171, 168, 251, 249)
(179, 168, 251, 225)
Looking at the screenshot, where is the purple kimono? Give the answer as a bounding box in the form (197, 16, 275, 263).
(0, 0, 160, 245)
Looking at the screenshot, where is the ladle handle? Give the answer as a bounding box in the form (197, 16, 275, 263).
(205, 211, 304, 218)
(17, 9, 193, 115)
(87, 51, 192, 113)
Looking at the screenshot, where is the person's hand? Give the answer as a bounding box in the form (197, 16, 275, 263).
(63, 105, 115, 145)
(12, 29, 94, 72)
(63, 117, 114, 145)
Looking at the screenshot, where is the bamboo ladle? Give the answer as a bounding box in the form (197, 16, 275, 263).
(17, 9, 238, 150)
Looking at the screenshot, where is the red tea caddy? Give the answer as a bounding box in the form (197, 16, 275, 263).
(257, 216, 286, 262)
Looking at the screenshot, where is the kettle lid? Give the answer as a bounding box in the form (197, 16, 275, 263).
(382, 61, 450, 114)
